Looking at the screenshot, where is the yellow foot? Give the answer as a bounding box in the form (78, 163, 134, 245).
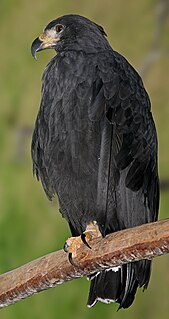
(64, 221, 101, 265)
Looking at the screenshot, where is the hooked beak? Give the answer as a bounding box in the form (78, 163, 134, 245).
(31, 37, 43, 59)
(31, 31, 60, 59)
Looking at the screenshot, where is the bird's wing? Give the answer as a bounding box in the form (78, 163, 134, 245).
(88, 50, 159, 227)
(87, 51, 159, 309)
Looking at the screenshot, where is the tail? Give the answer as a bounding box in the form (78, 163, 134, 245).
(87, 260, 151, 309)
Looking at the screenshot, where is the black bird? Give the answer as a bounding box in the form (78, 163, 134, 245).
(31, 14, 159, 309)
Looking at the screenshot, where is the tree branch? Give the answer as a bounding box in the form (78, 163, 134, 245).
(0, 219, 169, 309)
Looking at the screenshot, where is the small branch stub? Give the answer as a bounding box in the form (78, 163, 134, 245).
(0, 219, 169, 309)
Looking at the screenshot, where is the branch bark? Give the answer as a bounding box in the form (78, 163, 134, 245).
(0, 219, 169, 309)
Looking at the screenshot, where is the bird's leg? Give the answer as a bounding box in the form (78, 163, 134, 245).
(64, 221, 102, 265)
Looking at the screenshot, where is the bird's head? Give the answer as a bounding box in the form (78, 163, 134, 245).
(31, 14, 109, 59)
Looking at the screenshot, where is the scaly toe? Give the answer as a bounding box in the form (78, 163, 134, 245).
(64, 222, 102, 265)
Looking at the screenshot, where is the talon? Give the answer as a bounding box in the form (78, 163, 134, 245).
(68, 252, 73, 264)
(63, 241, 69, 252)
(68, 252, 79, 267)
(81, 233, 91, 249)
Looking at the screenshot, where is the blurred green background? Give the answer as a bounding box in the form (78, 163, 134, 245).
(0, 0, 169, 318)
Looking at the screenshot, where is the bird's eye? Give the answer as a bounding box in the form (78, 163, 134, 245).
(55, 24, 64, 33)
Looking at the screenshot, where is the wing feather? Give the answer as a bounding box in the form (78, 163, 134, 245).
(97, 51, 159, 223)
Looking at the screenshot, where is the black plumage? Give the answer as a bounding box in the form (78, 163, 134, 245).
(31, 14, 159, 309)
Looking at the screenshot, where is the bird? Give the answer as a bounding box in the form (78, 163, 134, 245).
(31, 14, 159, 309)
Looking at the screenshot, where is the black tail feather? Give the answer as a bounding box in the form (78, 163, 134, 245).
(87, 268, 121, 307)
(87, 260, 151, 309)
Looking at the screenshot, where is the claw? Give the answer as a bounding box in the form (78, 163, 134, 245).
(68, 252, 79, 267)
(81, 233, 91, 249)
(63, 241, 69, 253)
(68, 252, 73, 264)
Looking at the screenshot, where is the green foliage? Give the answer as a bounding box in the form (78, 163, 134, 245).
(0, 1, 169, 318)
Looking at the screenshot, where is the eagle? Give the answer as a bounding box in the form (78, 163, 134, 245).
(31, 14, 159, 309)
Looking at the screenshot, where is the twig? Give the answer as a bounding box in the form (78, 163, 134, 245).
(0, 219, 169, 309)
